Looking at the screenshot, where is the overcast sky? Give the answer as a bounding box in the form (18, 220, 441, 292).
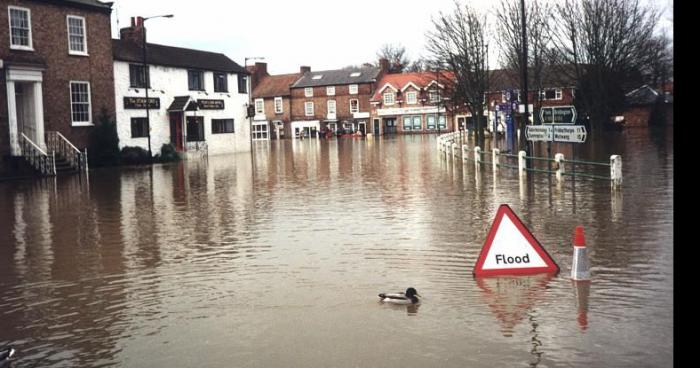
(109, 0, 673, 75)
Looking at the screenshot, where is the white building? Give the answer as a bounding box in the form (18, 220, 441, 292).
(113, 17, 250, 158)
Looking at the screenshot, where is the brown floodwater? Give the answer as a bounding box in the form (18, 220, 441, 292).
(0, 127, 673, 367)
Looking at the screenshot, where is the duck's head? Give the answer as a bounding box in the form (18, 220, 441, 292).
(405, 287, 420, 298)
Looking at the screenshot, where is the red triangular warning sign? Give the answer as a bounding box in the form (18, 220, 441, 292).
(473, 204, 559, 277)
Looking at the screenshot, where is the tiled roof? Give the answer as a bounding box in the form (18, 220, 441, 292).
(252, 73, 303, 98)
(625, 85, 659, 106)
(292, 66, 381, 88)
(113, 39, 248, 74)
(487, 65, 578, 92)
(370, 71, 455, 101)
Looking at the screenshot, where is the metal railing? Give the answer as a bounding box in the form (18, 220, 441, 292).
(20, 133, 56, 176)
(46, 131, 87, 172)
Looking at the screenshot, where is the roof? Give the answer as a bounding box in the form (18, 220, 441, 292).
(291, 66, 381, 88)
(38, 0, 113, 13)
(370, 71, 455, 101)
(487, 65, 578, 92)
(252, 73, 303, 98)
(112, 39, 248, 74)
(167, 96, 195, 112)
(625, 85, 660, 106)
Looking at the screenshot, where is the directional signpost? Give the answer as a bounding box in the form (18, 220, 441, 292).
(526, 124, 586, 143)
(525, 125, 552, 142)
(540, 106, 577, 125)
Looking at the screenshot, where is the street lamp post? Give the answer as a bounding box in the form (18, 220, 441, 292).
(142, 14, 173, 160)
(244, 56, 264, 146)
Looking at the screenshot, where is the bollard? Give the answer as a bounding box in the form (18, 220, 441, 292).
(492, 148, 499, 172)
(474, 146, 482, 167)
(518, 150, 526, 174)
(610, 155, 622, 188)
(555, 153, 565, 182)
(462, 145, 469, 162)
(571, 226, 590, 280)
(452, 143, 457, 158)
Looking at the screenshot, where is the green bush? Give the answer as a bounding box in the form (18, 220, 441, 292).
(121, 146, 151, 165)
(155, 143, 180, 163)
(88, 108, 121, 167)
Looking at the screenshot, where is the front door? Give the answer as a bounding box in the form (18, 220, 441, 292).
(384, 118, 397, 134)
(169, 112, 183, 151)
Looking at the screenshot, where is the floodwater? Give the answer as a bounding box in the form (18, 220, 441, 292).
(0, 127, 673, 367)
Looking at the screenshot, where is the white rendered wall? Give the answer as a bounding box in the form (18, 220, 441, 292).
(114, 61, 251, 156)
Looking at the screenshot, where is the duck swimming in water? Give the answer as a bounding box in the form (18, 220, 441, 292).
(378, 287, 421, 304)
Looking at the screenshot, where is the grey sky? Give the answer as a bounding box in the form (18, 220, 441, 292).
(110, 0, 673, 75)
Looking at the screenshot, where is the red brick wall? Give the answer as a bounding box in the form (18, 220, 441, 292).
(0, 0, 115, 171)
(290, 83, 373, 122)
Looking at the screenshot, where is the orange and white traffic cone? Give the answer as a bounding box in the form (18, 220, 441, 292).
(571, 226, 590, 280)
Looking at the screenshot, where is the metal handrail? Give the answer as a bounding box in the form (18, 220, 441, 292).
(562, 158, 611, 167)
(46, 131, 85, 171)
(20, 133, 56, 176)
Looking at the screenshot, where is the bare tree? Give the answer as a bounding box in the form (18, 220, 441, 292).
(642, 32, 673, 90)
(552, 0, 660, 132)
(406, 58, 429, 73)
(426, 2, 490, 147)
(376, 44, 410, 74)
(495, 0, 553, 149)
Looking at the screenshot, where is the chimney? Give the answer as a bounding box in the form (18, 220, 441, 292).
(379, 58, 389, 74)
(300, 66, 311, 74)
(120, 16, 145, 45)
(248, 62, 269, 91)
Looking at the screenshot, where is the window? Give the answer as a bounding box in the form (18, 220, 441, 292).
(327, 86, 335, 96)
(438, 115, 447, 129)
(8, 6, 32, 50)
(305, 102, 314, 116)
(186, 116, 205, 142)
(67, 15, 87, 55)
(274, 97, 283, 114)
(212, 119, 234, 134)
(70, 81, 91, 125)
(238, 74, 247, 94)
(188, 70, 204, 91)
(255, 98, 264, 115)
(427, 115, 436, 130)
(327, 100, 336, 115)
(406, 91, 417, 104)
(214, 72, 228, 92)
(541, 88, 562, 100)
(383, 92, 395, 105)
(129, 64, 149, 88)
(412, 115, 421, 130)
(252, 122, 269, 140)
(305, 87, 313, 97)
(403, 116, 412, 130)
(312, 74, 323, 80)
(429, 90, 440, 103)
(349, 84, 358, 94)
(131, 117, 148, 138)
(349, 99, 359, 113)
(350, 72, 361, 77)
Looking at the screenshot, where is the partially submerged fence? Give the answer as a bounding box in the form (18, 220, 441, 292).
(437, 131, 622, 188)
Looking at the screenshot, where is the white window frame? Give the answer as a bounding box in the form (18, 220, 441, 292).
(429, 90, 440, 103)
(541, 88, 563, 101)
(305, 101, 314, 116)
(327, 100, 336, 114)
(383, 92, 395, 105)
(66, 15, 88, 56)
(406, 91, 417, 105)
(274, 97, 283, 114)
(326, 86, 335, 96)
(305, 87, 313, 97)
(349, 84, 358, 95)
(8, 6, 33, 51)
(69, 81, 92, 126)
(349, 99, 359, 113)
(255, 98, 265, 115)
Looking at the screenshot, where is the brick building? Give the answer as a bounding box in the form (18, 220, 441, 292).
(249, 62, 303, 140)
(289, 63, 383, 138)
(369, 71, 456, 135)
(1, 0, 115, 177)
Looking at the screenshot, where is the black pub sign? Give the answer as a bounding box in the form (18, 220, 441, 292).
(124, 97, 160, 109)
(197, 99, 225, 110)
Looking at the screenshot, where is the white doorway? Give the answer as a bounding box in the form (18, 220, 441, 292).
(6, 67, 45, 154)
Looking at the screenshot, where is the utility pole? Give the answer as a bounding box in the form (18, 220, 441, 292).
(520, 0, 531, 167)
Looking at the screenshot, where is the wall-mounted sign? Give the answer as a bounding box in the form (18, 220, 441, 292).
(124, 97, 160, 109)
(197, 99, 225, 110)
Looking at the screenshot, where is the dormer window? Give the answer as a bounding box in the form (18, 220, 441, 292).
(383, 92, 396, 105)
(429, 90, 441, 103)
(406, 91, 418, 104)
(312, 75, 323, 80)
(350, 72, 361, 77)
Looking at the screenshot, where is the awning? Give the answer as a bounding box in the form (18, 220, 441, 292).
(167, 96, 197, 112)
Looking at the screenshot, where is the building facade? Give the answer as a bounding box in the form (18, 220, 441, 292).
(369, 71, 456, 135)
(249, 62, 302, 140)
(289, 64, 383, 138)
(113, 17, 250, 158)
(1, 0, 115, 176)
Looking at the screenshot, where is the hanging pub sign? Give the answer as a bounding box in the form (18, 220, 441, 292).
(197, 99, 225, 110)
(123, 96, 160, 109)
